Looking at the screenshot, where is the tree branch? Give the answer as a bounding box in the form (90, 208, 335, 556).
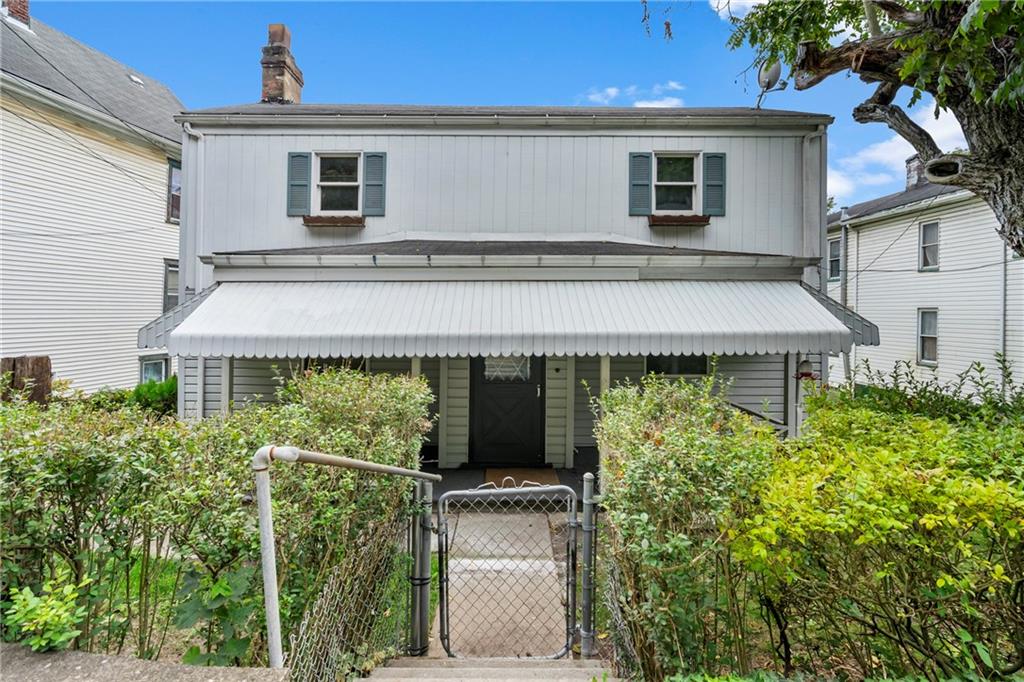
(793, 32, 917, 90)
(871, 0, 925, 26)
(852, 87, 942, 159)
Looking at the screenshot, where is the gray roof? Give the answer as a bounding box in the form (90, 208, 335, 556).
(217, 239, 781, 258)
(185, 102, 833, 122)
(1, 18, 184, 143)
(827, 181, 964, 227)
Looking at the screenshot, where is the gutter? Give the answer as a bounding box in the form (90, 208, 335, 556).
(826, 189, 974, 232)
(173, 112, 834, 130)
(1, 72, 181, 157)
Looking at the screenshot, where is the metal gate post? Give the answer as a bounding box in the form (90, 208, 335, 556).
(410, 480, 433, 655)
(580, 472, 597, 658)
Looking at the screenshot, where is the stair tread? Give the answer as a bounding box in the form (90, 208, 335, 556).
(388, 657, 606, 668)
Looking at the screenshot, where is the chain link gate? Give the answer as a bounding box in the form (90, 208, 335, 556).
(437, 483, 580, 658)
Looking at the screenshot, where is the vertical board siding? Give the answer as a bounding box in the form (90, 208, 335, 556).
(836, 197, 1023, 387)
(544, 357, 569, 467)
(440, 357, 470, 468)
(188, 131, 815, 291)
(1, 99, 179, 392)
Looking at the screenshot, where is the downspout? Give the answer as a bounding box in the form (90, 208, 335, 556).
(802, 124, 828, 388)
(182, 122, 205, 298)
(1001, 243, 1008, 393)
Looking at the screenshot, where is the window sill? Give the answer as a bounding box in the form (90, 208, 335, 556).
(918, 267, 939, 273)
(648, 214, 711, 228)
(302, 215, 366, 228)
(917, 361, 938, 368)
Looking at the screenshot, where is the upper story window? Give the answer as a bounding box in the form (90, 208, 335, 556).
(919, 221, 939, 271)
(827, 237, 842, 281)
(646, 355, 709, 377)
(315, 153, 360, 214)
(166, 159, 181, 223)
(918, 308, 938, 366)
(163, 259, 179, 312)
(654, 153, 700, 214)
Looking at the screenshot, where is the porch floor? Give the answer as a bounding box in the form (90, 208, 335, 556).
(422, 448, 599, 501)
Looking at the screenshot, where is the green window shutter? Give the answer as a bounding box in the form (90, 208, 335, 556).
(287, 152, 311, 216)
(363, 152, 386, 216)
(703, 153, 726, 217)
(628, 152, 652, 216)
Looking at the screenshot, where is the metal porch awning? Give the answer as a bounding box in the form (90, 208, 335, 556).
(156, 280, 861, 359)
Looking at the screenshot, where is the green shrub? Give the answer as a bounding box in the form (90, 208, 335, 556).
(596, 372, 778, 680)
(131, 375, 177, 416)
(4, 568, 90, 651)
(0, 366, 432, 667)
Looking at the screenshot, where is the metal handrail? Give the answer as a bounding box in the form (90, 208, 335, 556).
(252, 444, 439, 668)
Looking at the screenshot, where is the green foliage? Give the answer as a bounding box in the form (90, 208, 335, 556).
(596, 372, 779, 680)
(0, 366, 432, 667)
(131, 375, 178, 416)
(4, 568, 90, 652)
(597, 368, 1024, 681)
(725, 1, 1024, 107)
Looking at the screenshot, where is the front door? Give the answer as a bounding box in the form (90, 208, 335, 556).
(470, 356, 544, 466)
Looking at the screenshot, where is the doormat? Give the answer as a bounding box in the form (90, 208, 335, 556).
(484, 467, 560, 488)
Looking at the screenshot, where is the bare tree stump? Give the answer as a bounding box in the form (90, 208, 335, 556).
(1, 355, 53, 404)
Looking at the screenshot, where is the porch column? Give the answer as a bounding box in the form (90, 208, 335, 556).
(598, 355, 611, 492)
(783, 353, 799, 438)
(220, 356, 234, 415)
(410, 357, 422, 377)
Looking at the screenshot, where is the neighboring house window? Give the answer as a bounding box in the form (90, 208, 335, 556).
(167, 159, 181, 222)
(646, 355, 709, 376)
(163, 259, 179, 312)
(315, 153, 360, 214)
(827, 237, 842, 281)
(919, 221, 939, 270)
(654, 153, 700, 214)
(918, 308, 938, 366)
(140, 356, 168, 383)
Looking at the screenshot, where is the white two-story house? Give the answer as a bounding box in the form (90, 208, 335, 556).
(827, 155, 1023, 389)
(1, 1, 183, 392)
(140, 25, 876, 470)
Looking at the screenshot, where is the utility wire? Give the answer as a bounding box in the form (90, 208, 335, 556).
(845, 192, 943, 287)
(5, 25, 173, 154)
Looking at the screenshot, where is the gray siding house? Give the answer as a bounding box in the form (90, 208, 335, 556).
(141, 25, 876, 469)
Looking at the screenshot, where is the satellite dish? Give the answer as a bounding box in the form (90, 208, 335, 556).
(757, 60, 781, 90)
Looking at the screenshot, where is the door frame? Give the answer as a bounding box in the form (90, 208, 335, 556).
(468, 356, 546, 467)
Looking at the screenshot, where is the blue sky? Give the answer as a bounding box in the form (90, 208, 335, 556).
(32, 1, 965, 207)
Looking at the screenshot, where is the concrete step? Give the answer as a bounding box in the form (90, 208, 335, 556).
(372, 669, 610, 679)
(372, 678, 615, 682)
(386, 657, 606, 669)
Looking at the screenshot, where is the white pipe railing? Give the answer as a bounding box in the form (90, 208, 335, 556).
(251, 445, 441, 669)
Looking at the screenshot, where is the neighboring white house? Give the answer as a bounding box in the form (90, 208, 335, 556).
(140, 25, 877, 469)
(826, 155, 1024, 388)
(0, 1, 182, 392)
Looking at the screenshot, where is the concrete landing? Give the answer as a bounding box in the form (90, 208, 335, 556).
(374, 657, 617, 681)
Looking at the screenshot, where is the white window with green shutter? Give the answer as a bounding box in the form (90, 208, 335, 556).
(314, 152, 361, 215)
(653, 153, 700, 215)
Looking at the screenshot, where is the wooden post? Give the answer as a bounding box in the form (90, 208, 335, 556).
(220, 357, 233, 415)
(1, 355, 53, 404)
(597, 355, 611, 492)
(410, 357, 422, 377)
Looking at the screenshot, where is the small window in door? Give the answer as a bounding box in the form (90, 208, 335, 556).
(484, 356, 531, 382)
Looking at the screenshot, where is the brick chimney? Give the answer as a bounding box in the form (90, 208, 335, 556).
(261, 24, 303, 104)
(5, 0, 30, 25)
(905, 154, 927, 189)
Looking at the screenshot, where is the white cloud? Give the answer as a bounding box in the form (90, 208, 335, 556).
(708, 0, 769, 20)
(829, 98, 967, 202)
(586, 86, 620, 105)
(634, 97, 685, 108)
(580, 82, 685, 108)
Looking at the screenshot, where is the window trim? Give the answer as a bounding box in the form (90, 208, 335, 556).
(652, 152, 701, 216)
(166, 158, 181, 224)
(645, 354, 710, 378)
(313, 152, 362, 216)
(827, 236, 842, 281)
(918, 220, 940, 272)
(917, 308, 938, 367)
(162, 258, 179, 313)
(139, 355, 169, 383)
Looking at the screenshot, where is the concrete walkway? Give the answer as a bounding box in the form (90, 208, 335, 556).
(0, 643, 286, 681)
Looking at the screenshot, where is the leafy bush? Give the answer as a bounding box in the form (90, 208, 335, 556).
(131, 375, 177, 415)
(596, 373, 778, 680)
(597, 370, 1024, 681)
(0, 367, 432, 666)
(4, 568, 90, 651)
